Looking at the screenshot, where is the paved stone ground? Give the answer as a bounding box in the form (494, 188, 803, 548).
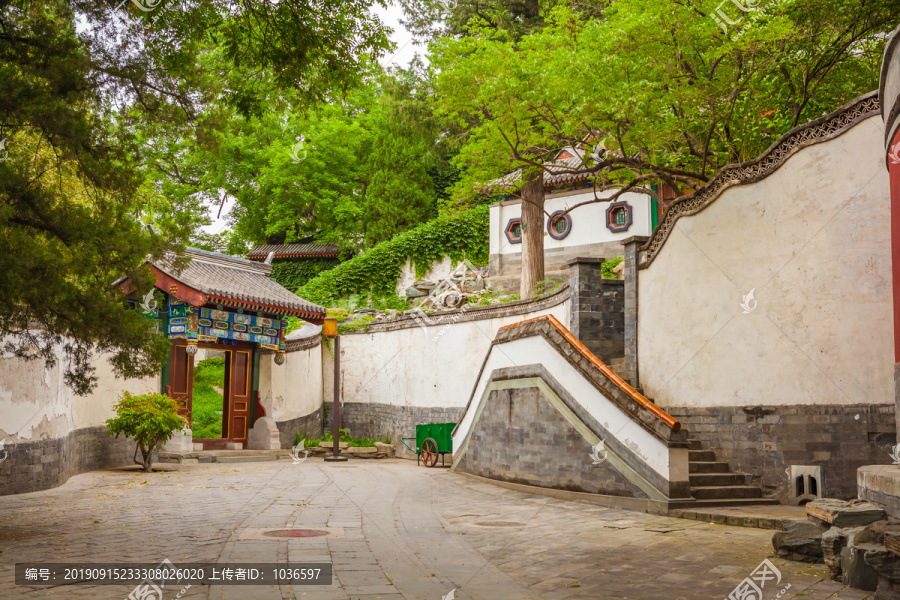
(0, 459, 873, 600)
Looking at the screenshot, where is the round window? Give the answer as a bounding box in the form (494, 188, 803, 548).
(546, 211, 572, 240)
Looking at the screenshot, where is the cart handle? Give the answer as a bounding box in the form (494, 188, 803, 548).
(400, 437, 417, 454)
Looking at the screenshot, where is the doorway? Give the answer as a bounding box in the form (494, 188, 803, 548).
(167, 340, 254, 449)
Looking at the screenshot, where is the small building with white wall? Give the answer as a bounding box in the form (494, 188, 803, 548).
(488, 181, 657, 286)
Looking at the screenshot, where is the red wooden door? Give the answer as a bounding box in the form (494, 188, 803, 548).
(167, 342, 193, 419)
(228, 347, 252, 446)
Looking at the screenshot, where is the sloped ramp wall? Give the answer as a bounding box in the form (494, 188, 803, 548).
(452, 316, 690, 511)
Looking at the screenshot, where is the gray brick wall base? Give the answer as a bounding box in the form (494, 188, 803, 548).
(456, 386, 650, 499)
(0, 426, 136, 497)
(275, 410, 324, 449)
(325, 402, 464, 459)
(668, 404, 896, 504)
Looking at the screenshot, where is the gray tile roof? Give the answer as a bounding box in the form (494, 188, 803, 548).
(152, 248, 326, 318)
(247, 243, 343, 259)
(488, 155, 596, 192)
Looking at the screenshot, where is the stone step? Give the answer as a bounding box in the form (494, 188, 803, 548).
(690, 485, 763, 500)
(688, 449, 717, 462)
(689, 472, 747, 486)
(690, 461, 731, 473)
(607, 357, 626, 372)
(686, 439, 704, 450)
(216, 455, 279, 464)
(668, 500, 792, 521)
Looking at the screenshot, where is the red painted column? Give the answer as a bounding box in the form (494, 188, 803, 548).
(891, 130, 900, 364)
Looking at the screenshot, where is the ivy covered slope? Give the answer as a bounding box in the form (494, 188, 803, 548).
(298, 206, 489, 306)
(270, 259, 342, 291)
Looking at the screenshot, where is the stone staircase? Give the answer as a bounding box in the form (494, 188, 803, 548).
(670, 438, 778, 509)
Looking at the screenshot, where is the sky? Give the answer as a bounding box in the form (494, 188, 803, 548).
(202, 2, 420, 238)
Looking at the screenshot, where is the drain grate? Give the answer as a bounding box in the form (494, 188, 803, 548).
(473, 521, 524, 528)
(262, 529, 330, 538)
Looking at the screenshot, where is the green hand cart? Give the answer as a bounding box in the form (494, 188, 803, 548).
(400, 422, 454, 467)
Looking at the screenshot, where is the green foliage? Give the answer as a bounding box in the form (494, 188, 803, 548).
(106, 392, 187, 473)
(142, 61, 451, 254)
(298, 205, 489, 306)
(270, 260, 342, 291)
(433, 2, 897, 203)
(601, 257, 623, 280)
(297, 429, 390, 448)
(0, 0, 393, 393)
(191, 358, 226, 439)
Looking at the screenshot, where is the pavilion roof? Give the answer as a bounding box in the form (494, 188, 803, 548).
(247, 243, 343, 260)
(150, 248, 326, 321)
(486, 148, 598, 193)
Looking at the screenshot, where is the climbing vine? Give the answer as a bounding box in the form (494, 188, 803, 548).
(270, 259, 342, 291)
(298, 206, 489, 306)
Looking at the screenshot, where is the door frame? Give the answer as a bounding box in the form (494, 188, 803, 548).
(166, 339, 256, 450)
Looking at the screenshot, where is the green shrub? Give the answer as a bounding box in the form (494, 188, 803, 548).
(296, 429, 390, 448)
(106, 391, 187, 472)
(601, 257, 624, 279)
(297, 206, 489, 306)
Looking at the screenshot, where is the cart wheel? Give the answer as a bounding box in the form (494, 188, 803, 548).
(421, 438, 439, 467)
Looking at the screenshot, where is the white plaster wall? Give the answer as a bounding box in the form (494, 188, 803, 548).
(258, 344, 324, 422)
(0, 344, 159, 441)
(638, 115, 893, 409)
(489, 191, 653, 257)
(335, 300, 569, 409)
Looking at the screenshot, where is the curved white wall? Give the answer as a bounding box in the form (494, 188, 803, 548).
(0, 344, 159, 441)
(333, 301, 569, 409)
(638, 115, 892, 409)
(258, 343, 323, 421)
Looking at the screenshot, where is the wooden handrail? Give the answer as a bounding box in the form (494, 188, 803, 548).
(499, 314, 681, 432)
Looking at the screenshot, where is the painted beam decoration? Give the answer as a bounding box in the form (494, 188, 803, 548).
(168, 300, 287, 364)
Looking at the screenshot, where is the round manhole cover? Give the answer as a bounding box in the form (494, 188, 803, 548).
(473, 521, 524, 528)
(262, 529, 330, 538)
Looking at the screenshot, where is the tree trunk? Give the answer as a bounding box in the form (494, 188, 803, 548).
(519, 168, 545, 298)
(141, 442, 154, 473)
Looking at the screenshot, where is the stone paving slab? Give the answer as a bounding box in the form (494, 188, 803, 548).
(0, 459, 875, 599)
(669, 503, 809, 529)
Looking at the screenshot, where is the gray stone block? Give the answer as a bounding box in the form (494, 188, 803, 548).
(247, 417, 281, 450)
(772, 520, 828, 562)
